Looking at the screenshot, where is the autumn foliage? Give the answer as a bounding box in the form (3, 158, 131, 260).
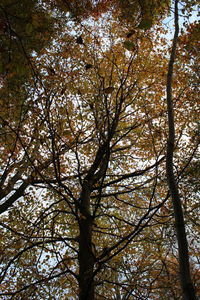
(0, 0, 199, 299)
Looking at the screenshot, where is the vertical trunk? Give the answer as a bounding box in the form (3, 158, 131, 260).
(166, 1, 197, 299)
(78, 182, 95, 300)
(77, 141, 110, 299)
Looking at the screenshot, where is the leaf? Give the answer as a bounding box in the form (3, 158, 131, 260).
(126, 30, 136, 38)
(138, 18, 153, 30)
(47, 67, 56, 75)
(25, 23, 34, 34)
(76, 36, 84, 44)
(103, 87, 115, 94)
(123, 41, 136, 51)
(85, 64, 93, 70)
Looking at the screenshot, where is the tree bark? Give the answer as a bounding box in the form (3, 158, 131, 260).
(78, 181, 95, 300)
(166, 1, 197, 299)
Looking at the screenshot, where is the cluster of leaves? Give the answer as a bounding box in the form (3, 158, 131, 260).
(0, 0, 57, 88)
(116, 0, 170, 29)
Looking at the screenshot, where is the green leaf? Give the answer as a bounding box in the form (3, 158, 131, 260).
(123, 41, 136, 51)
(138, 18, 153, 30)
(26, 23, 34, 35)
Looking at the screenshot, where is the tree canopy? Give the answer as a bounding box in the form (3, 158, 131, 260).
(0, 0, 199, 299)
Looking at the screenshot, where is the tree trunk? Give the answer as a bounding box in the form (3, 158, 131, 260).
(166, 1, 197, 299)
(78, 181, 95, 300)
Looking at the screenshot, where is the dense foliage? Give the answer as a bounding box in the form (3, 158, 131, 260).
(0, 0, 199, 299)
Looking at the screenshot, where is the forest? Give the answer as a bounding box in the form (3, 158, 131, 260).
(0, 0, 199, 299)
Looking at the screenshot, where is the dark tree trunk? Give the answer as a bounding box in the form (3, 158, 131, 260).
(166, 1, 197, 299)
(78, 182, 95, 300)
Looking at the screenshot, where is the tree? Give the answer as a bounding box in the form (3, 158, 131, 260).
(0, 1, 199, 299)
(165, 1, 197, 299)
